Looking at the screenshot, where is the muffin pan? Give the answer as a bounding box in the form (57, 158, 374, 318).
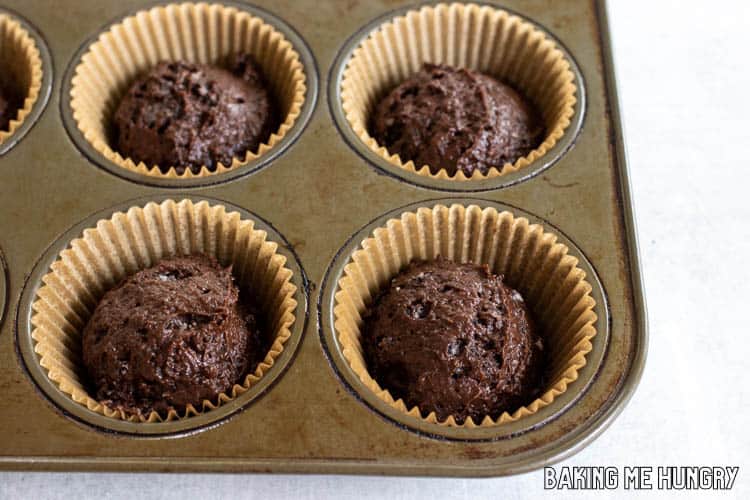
(0, 0, 646, 476)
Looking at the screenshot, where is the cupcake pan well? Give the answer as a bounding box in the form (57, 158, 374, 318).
(18, 197, 307, 434)
(61, 1, 318, 187)
(0, 0, 645, 476)
(322, 201, 606, 439)
(331, 2, 584, 188)
(0, 7, 52, 155)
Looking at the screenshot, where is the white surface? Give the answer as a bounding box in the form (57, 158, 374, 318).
(2, 0, 750, 498)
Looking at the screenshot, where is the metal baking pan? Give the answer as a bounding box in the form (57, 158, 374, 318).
(0, 0, 646, 476)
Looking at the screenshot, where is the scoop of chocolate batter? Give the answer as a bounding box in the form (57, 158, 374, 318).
(370, 63, 544, 177)
(114, 54, 277, 175)
(0, 94, 9, 131)
(0, 85, 20, 131)
(362, 259, 544, 424)
(82, 255, 263, 417)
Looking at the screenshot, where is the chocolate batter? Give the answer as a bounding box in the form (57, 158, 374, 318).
(114, 54, 277, 175)
(82, 255, 263, 417)
(362, 259, 544, 423)
(0, 94, 9, 131)
(371, 63, 544, 177)
(0, 86, 19, 131)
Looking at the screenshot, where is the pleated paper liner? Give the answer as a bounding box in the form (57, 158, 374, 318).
(0, 12, 43, 145)
(30, 199, 298, 423)
(69, 2, 307, 179)
(333, 204, 597, 427)
(340, 2, 577, 181)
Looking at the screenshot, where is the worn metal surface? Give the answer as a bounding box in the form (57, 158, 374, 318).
(0, 0, 646, 476)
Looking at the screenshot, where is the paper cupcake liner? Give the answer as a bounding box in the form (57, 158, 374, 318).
(69, 2, 307, 178)
(333, 204, 597, 427)
(30, 199, 298, 422)
(340, 2, 577, 181)
(0, 12, 43, 144)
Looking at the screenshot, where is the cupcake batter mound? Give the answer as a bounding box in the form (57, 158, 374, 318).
(114, 54, 277, 175)
(362, 259, 544, 424)
(0, 86, 19, 131)
(371, 63, 544, 177)
(82, 254, 263, 417)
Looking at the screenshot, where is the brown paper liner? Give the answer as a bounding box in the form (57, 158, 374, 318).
(0, 13, 43, 145)
(69, 2, 307, 179)
(340, 3, 577, 181)
(30, 199, 298, 423)
(333, 204, 597, 427)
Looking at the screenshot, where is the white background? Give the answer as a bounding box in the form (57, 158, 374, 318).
(2, 0, 749, 498)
